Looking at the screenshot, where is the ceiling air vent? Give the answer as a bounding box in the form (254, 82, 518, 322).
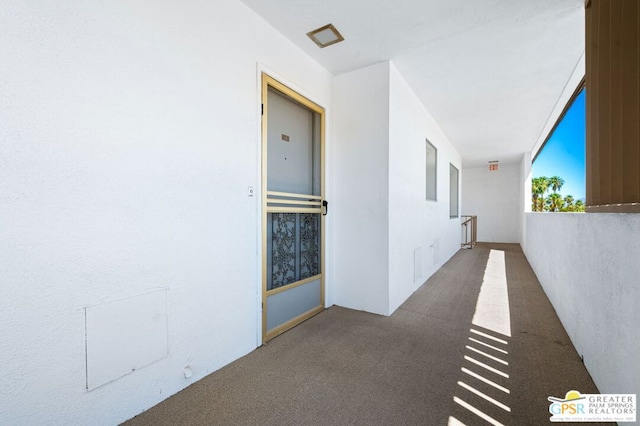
(307, 24, 345, 48)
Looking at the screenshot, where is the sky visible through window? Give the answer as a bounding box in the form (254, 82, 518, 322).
(533, 89, 586, 201)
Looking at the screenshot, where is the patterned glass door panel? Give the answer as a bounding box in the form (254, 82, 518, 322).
(299, 213, 320, 280)
(268, 213, 320, 290)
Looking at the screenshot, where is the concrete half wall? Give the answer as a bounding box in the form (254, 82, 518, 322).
(523, 213, 640, 404)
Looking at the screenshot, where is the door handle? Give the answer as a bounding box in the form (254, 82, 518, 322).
(322, 200, 329, 216)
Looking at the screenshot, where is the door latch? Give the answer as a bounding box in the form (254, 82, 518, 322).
(322, 200, 329, 216)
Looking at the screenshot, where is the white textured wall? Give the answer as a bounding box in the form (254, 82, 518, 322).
(333, 62, 390, 315)
(0, 1, 332, 425)
(333, 62, 462, 316)
(462, 165, 520, 243)
(388, 64, 462, 313)
(523, 213, 640, 404)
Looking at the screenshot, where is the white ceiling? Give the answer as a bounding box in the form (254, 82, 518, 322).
(241, 0, 585, 167)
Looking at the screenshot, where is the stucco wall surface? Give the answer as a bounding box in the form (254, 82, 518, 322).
(332, 62, 462, 316)
(462, 165, 520, 243)
(332, 62, 391, 315)
(388, 63, 462, 313)
(0, 0, 332, 424)
(523, 213, 640, 407)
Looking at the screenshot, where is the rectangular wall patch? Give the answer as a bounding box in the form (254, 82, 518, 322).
(85, 289, 168, 390)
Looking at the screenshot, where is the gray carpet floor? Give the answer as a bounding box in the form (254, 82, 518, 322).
(125, 243, 609, 426)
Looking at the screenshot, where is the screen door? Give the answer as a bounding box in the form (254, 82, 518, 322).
(261, 74, 325, 342)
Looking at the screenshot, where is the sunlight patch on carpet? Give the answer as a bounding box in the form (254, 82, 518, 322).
(472, 249, 511, 337)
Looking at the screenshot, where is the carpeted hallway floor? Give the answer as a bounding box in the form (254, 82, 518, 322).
(124, 243, 609, 426)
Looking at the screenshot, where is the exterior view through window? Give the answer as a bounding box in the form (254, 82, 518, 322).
(532, 88, 586, 212)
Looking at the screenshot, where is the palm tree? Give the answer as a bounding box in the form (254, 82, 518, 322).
(530, 175, 582, 213)
(563, 195, 575, 212)
(549, 176, 565, 194)
(531, 177, 550, 212)
(531, 177, 541, 211)
(547, 193, 563, 212)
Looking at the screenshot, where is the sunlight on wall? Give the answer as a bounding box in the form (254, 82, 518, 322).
(472, 250, 511, 337)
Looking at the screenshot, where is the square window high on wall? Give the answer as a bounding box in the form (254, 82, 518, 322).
(450, 164, 459, 218)
(426, 140, 438, 201)
(426, 139, 437, 201)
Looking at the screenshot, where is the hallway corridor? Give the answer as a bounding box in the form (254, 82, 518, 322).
(125, 244, 607, 426)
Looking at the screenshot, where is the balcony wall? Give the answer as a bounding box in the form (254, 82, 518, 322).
(523, 213, 640, 403)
